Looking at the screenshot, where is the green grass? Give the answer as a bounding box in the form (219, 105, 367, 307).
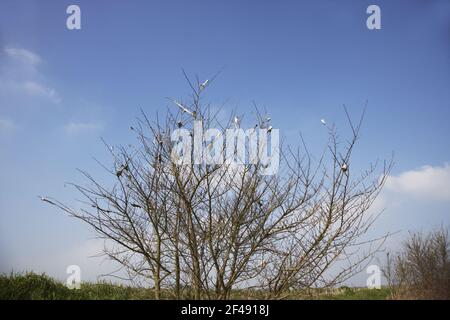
(0, 272, 155, 300)
(0, 273, 392, 300)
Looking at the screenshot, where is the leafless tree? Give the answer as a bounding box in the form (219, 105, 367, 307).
(43, 75, 392, 299)
(384, 227, 450, 300)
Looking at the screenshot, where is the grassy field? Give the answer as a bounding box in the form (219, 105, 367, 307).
(312, 286, 392, 300)
(0, 272, 392, 300)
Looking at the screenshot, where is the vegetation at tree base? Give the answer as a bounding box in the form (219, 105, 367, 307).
(0, 272, 391, 300)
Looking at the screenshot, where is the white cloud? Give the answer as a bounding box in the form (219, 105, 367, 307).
(0, 117, 15, 133)
(64, 122, 103, 136)
(0, 46, 60, 104)
(22, 81, 61, 103)
(385, 164, 450, 202)
(4, 47, 42, 67)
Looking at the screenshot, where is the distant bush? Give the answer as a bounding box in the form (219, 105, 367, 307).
(0, 272, 70, 300)
(384, 227, 450, 300)
(0, 272, 154, 300)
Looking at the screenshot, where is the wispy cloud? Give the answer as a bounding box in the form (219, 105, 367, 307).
(0, 46, 60, 104)
(385, 164, 450, 202)
(64, 122, 104, 136)
(22, 81, 61, 103)
(4, 47, 42, 67)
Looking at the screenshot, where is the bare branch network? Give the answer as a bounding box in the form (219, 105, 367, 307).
(43, 75, 392, 299)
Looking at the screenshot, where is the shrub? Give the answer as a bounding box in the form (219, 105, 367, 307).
(0, 272, 155, 300)
(384, 227, 450, 300)
(0, 272, 71, 300)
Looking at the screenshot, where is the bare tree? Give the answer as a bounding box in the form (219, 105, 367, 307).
(43, 75, 391, 299)
(384, 227, 450, 300)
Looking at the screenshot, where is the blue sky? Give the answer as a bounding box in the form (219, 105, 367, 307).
(0, 0, 449, 285)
